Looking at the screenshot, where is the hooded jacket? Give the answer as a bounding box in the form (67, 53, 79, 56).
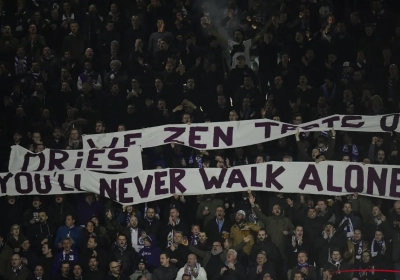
(138, 236, 161, 270)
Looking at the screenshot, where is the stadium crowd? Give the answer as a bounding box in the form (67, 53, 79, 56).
(0, 0, 400, 280)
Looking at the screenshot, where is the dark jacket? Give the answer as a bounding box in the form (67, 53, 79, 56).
(151, 265, 178, 280)
(205, 218, 232, 245)
(315, 233, 348, 266)
(219, 261, 246, 280)
(4, 264, 33, 280)
(109, 244, 137, 275)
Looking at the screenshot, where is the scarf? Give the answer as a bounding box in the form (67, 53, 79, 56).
(371, 239, 385, 257)
(191, 234, 199, 246)
(188, 154, 203, 168)
(343, 144, 358, 161)
(31, 71, 41, 80)
(167, 220, 180, 247)
(117, 243, 127, 255)
(339, 215, 354, 238)
(297, 262, 309, 272)
(211, 248, 223, 255)
(15, 56, 27, 75)
(62, 249, 75, 261)
(351, 238, 363, 260)
(248, 213, 258, 224)
(125, 213, 132, 226)
(374, 217, 382, 225)
(292, 236, 303, 249)
(329, 259, 341, 268)
(184, 262, 200, 279)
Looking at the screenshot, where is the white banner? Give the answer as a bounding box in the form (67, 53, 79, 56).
(1, 162, 399, 204)
(8, 145, 143, 173)
(82, 114, 400, 150)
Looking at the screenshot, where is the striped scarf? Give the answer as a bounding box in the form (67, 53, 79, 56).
(15, 56, 27, 75)
(184, 263, 200, 279)
(371, 239, 385, 257)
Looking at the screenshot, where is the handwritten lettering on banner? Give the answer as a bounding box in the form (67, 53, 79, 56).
(1, 162, 400, 204)
(8, 145, 143, 173)
(82, 114, 400, 150)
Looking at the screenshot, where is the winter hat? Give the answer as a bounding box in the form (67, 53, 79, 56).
(236, 210, 246, 218)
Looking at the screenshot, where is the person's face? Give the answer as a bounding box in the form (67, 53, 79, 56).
(127, 105, 135, 114)
(117, 125, 125, 132)
(32, 133, 41, 143)
(372, 206, 381, 217)
(257, 230, 267, 242)
(242, 98, 250, 108)
(70, 129, 79, 140)
(395, 203, 400, 215)
(63, 239, 72, 250)
(16, 47, 24, 57)
(34, 266, 43, 276)
(274, 76, 283, 87)
(375, 231, 383, 241)
(155, 79, 163, 89)
(160, 254, 169, 266)
(110, 3, 118, 13)
(32, 62, 40, 72)
(342, 155, 350, 162)
(86, 222, 94, 233)
(298, 252, 307, 264)
(89, 258, 97, 270)
(365, 26, 374, 36)
(227, 251, 236, 262)
(118, 236, 127, 247)
(295, 227, 303, 237)
(13, 133, 22, 142)
(38, 212, 47, 223)
(70, 23, 78, 33)
(199, 232, 207, 243)
(187, 79, 195, 89)
(377, 150, 385, 161)
(236, 58, 245, 67)
(272, 205, 281, 216)
(65, 215, 74, 227)
(235, 213, 244, 223)
(85, 48, 94, 57)
(331, 251, 341, 262)
(42, 244, 50, 255)
(192, 226, 200, 235)
(256, 254, 266, 265)
(21, 240, 30, 250)
(130, 216, 138, 228)
(354, 230, 362, 241)
(95, 123, 104, 133)
(308, 208, 316, 218)
(138, 263, 145, 271)
(244, 77, 252, 87)
(217, 95, 226, 105)
(173, 232, 183, 244)
(157, 20, 165, 29)
(182, 114, 191, 124)
(60, 264, 69, 275)
(229, 111, 238, 121)
(234, 31, 243, 42)
(299, 76, 307, 85)
(293, 116, 302, 125)
(256, 156, 264, 163)
(187, 254, 196, 266)
(215, 207, 225, 219)
(212, 242, 222, 253)
(281, 54, 289, 64)
(170, 209, 179, 219)
(73, 265, 82, 277)
(325, 224, 334, 234)
(146, 208, 155, 219)
(362, 252, 370, 263)
(110, 262, 120, 274)
(295, 32, 303, 43)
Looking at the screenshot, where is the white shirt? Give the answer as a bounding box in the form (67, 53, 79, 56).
(130, 228, 143, 252)
(175, 265, 207, 280)
(228, 39, 252, 68)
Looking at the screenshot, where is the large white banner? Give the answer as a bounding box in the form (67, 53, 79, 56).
(82, 114, 400, 150)
(1, 162, 399, 204)
(8, 145, 143, 173)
